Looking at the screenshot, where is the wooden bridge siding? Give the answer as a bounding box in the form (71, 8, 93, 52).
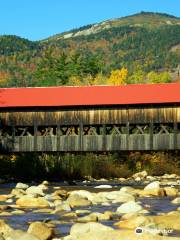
(128, 135, 151, 151)
(1, 134, 179, 152)
(0, 105, 179, 126)
(177, 135, 180, 149)
(153, 134, 174, 150)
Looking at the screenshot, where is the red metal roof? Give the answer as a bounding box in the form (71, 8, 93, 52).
(0, 83, 180, 108)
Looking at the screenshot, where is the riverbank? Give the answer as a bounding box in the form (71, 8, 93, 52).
(0, 173, 180, 240)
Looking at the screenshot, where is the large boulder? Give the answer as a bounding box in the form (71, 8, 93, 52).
(16, 196, 50, 208)
(116, 201, 143, 214)
(67, 195, 92, 208)
(28, 221, 54, 240)
(115, 215, 154, 229)
(143, 181, 165, 196)
(152, 211, 180, 231)
(64, 223, 180, 240)
(144, 181, 160, 190)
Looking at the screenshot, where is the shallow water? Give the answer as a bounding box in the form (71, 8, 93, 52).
(0, 182, 180, 238)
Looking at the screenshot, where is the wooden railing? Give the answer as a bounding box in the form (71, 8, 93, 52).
(0, 133, 178, 152)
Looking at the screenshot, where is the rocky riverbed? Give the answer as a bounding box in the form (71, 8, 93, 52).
(0, 171, 180, 240)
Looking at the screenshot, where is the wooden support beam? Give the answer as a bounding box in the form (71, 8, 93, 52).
(159, 124, 169, 134)
(80, 122, 83, 151)
(112, 125, 121, 135)
(174, 121, 177, 149)
(12, 125, 15, 151)
(126, 122, 129, 150)
(57, 124, 60, 151)
(102, 124, 106, 151)
(34, 123, 38, 152)
(150, 121, 153, 150)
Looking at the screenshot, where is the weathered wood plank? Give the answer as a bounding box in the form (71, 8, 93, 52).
(1, 105, 179, 126)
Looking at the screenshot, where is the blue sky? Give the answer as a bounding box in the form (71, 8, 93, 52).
(0, 0, 179, 41)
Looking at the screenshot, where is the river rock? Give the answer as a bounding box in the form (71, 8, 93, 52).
(132, 171, 148, 179)
(0, 195, 10, 202)
(26, 186, 45, 197)
(61, 212, 77, 219)
(5, 199, 13, 204)
(143, 188, 166, 197)
(70, 222, 113, 236)
(91, 192, 108, 204)
(53, 190, 68, 199)
(0, 234, 4, 240)
(144, 181, 160, 190)
(152, 211, 180, 231)
(143, 181, 166, 196)
(76, 212, 111, 223)
(106, 191, 135, 203)
(16, 196, 50, 208)
(4, 229, 39, 240)
(11, 189, 26, 198)
(94, 185, 112, 189)
(0, 205, 11, 212)
(116, 201, 143, 214)
(162, 173, 179, 179)
(15, 183, 29, 190)
(0, 212, 12, 216)
(41, 181, 49, 186)
(67, 195, 92, 208)
(76, 213, 97, 223)
(54, 202, 71, 212)
(33, 208, 53, 214)
(11, 210, 25, 215)
(69, 190, 93, 201)
(171, 197, 180, 204)
(44, 194, 61, 201)
(0, 220, 13, 235)
(28, 221, 54, 240)
(54, 199, 63, 207)
(65, 223, 180, 240)
(164, 187, 178, 196)
(146, 176, 156, 181)
(115, 214, 154, 229)
(75, 210, 91, 216)
(119, 186, 137, 194)
(37, 184, 48, 191)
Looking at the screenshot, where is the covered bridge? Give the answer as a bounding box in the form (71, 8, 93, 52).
(0, 83, 180, 152)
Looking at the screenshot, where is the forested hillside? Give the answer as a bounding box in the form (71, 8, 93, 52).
(0, 12, 180, 87)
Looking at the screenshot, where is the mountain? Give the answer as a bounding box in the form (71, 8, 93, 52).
(0, 35, 40, 56)
(0, 12, 180, 87)
(46, 12, 180, 41)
